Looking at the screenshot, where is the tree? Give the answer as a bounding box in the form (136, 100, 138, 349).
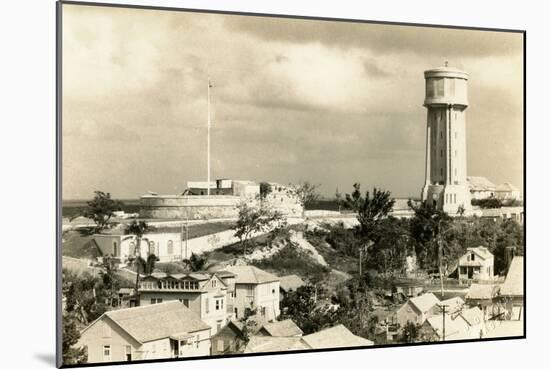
(232, 202, 286, 255)
(63, 269, 107, 325)
(399, 321, 421, 343)
(293, 181, 320, 210)
(344, 184, 395, 241)
(183, 252, 209, 272)
(408, 201, 462, 296)
(99, 256, 120, 307)
(259, 182, 272, 199)
(124, 220, 150, 304)
(343, 184, 395, 275)
(279, 285, 336, 334)
(81, 191, 124, 232)
(62, 313, 87, 365)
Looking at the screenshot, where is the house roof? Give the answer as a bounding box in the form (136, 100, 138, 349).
(484, 320, 523, 338)
(300, 325, 374, 349)
(464, 246, 493, 261)
(102, 301, 210, 343)
(500, 257, 524, 297)
(425, 314, 470, 340)
(279, 275, 306, 292)
(496, 183, 519, 192)
(466, 284, 500, 300)
(439, 297, 465, 315)
(467, 176, 496, 191)
(261, 320, 303, 337)
(244, 336, 307, 353)
(460, 307, 484, 326)
(409, 293, 440, 314)
(224, 265, 280, 284)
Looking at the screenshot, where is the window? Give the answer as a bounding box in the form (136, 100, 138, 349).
(125, 345, 132, 361)
(151, 298, 163, 304)
(212, 279, 217, 288)
(167, 240, 173, 255)
(217, 320, 222, 332)
(234, 308, 238, 318)
(440, 168, 443, 177)
(216, 299, 220, 311)
(103, 345, 111, 361)
(471, 253, 475, 261)
(440, 149, 443, 158)
(246, 285, 254, 296)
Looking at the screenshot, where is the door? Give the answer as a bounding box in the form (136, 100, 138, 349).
(467, 267, 473, 279)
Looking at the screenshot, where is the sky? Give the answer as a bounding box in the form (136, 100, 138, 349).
(62, 4, 524, 200)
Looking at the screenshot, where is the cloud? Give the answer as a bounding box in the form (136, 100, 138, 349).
(61, 4, 523, 199)
(223, 15, 523, 58)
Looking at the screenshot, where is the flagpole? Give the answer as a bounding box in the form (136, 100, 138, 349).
(207, 78, 211, 196)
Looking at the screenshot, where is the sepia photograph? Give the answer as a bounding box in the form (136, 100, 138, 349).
(58, 1, 525, 367)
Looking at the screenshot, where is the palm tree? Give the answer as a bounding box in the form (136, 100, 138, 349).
(124, 220, 150, 305)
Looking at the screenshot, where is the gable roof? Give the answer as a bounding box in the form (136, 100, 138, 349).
(244, 336, 307, 353)
(467, 176, 496, 191)
(300, 325, 374, 349)
(466, 284, 500, 300)
(224, 265, 279, 284)
(279, 275, 306, 292)
(496, 183, 519, 192)
(439, 297, 465, 315)
(424, 314, 470, 340)
(460, 307, 484, 326)
(463, 246, 493, 261)
(101, 301, 210, 343)
(409, 293, 440, 314)
(260, 320, 303, 337)
(500, 257, 524, 297)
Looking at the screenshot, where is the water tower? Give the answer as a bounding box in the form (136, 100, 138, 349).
(421, 64, 472, 214)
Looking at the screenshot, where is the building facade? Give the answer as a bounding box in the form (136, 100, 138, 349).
(224, 265, 281, 321)
(458, 246, 494, 284)
(77, 302, 211, 363)
(137, 271, 236, 335)
(421, 66, 472, 214)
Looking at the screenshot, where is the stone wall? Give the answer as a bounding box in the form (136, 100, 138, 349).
(140, 195, 241, 220)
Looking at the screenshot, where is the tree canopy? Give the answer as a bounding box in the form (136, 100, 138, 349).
(81, 191, 124, 232)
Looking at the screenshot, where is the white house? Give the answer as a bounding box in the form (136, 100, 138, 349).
(396, 292, 440, 327)
(77, 301, 211, 363)
(458, 246, 494, 284)
(223, 265, 281, 321)
(138, 271, 236, 335)
(467, 176, 496, 200)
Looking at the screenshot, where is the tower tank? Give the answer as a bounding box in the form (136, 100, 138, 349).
(421, 65, 471, 214)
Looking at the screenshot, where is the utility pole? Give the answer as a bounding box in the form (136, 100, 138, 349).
(359, 247, 363, 277)
(207, 78, 212, 196)
(437, 219, 445, 297)
(438, 303, 448, 341)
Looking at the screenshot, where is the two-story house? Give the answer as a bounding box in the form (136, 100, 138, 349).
(138, 271, 236, 334)
(223, 265, 280, 321)
(77, 301, 211, 363)
(458, 246, 494, 284)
